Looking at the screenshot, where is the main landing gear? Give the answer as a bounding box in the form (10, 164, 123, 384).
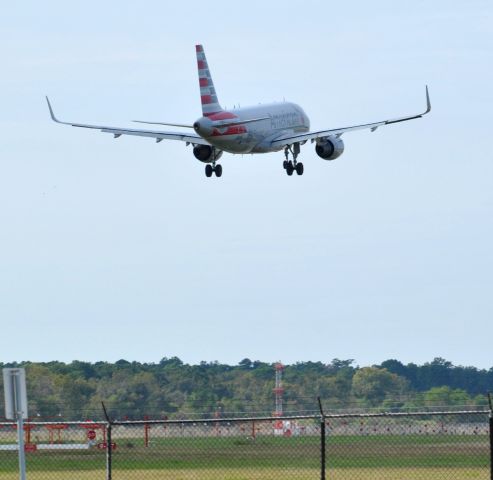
(283, 143, 304, 176)
(205, 162, 222, 178)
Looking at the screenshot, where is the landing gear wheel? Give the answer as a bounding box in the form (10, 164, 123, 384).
(215, 164, 223, 177)
(283, 143, 302, 176)
(205, 164, 213, 177)
(286, 161, 294, 176)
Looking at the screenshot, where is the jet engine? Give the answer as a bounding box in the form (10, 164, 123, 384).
(315, 136, 345, 160)
(193, 145, 223, 163)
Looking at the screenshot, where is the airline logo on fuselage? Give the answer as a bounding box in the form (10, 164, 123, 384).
(270, 111, 300, 130)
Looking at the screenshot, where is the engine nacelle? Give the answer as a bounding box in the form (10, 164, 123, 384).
(193, 145, 223, 163)
(315, 136, 345, 161)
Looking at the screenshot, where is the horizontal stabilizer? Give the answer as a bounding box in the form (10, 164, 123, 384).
(213, 117, 270, 128)
(132, 120, 194, 128)
(133, 116, 270, 129)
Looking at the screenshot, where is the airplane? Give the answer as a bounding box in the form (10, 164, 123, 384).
(46, 44, 431, 178)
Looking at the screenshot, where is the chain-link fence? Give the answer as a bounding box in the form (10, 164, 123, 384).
(322, 411, 491, 479)
(109, 416, 320, 480)
(0, 421, 107, 480)
(1, 411, 491, 480)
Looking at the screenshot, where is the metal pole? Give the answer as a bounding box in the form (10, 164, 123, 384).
(106, 422, 112, 480)
(488, 393, 492, 480)
(489, 414, 493, 480)
(144, 416, 150, 448)
(13, 372, 27, 480)
(17, 413, 26, 480)
(317, 397, 326, 480)
(102, 402, 112, 480)
(321, 418, 326, 480)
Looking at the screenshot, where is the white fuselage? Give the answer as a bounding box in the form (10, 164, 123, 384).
(194, 102, 310, 154)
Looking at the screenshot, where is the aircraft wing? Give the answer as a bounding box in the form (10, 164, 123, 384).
(46, 97, 210, 146)
(271, 86, 431, 149)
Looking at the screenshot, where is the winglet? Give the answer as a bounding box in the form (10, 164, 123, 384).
(424, 85, 431, 115)
(46, 96, 60, 123)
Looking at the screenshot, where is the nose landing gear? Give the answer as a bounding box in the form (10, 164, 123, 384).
(283, 143, 303, 176)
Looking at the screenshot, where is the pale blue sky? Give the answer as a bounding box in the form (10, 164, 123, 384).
(1, 1, 492, 368)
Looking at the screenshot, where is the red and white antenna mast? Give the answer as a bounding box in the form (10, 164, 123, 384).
(273, 362, 284, 417)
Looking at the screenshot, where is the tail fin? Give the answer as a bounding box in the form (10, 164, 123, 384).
(196, 45, 223, 117)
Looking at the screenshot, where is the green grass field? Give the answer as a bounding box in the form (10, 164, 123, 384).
(0, 434, 489, 479)
(0, 468, 489, 480)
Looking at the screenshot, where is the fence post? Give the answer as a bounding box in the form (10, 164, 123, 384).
(318, 397, 326, 480)
(102, 403, 112, 480)
(107, 422, 112, 480)
(488, 393, 492, 480)
(144, 415, 150, 448)
(321, 417, 326, 480)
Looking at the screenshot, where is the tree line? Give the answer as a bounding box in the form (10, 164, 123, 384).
(0, 357, 491, 420)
